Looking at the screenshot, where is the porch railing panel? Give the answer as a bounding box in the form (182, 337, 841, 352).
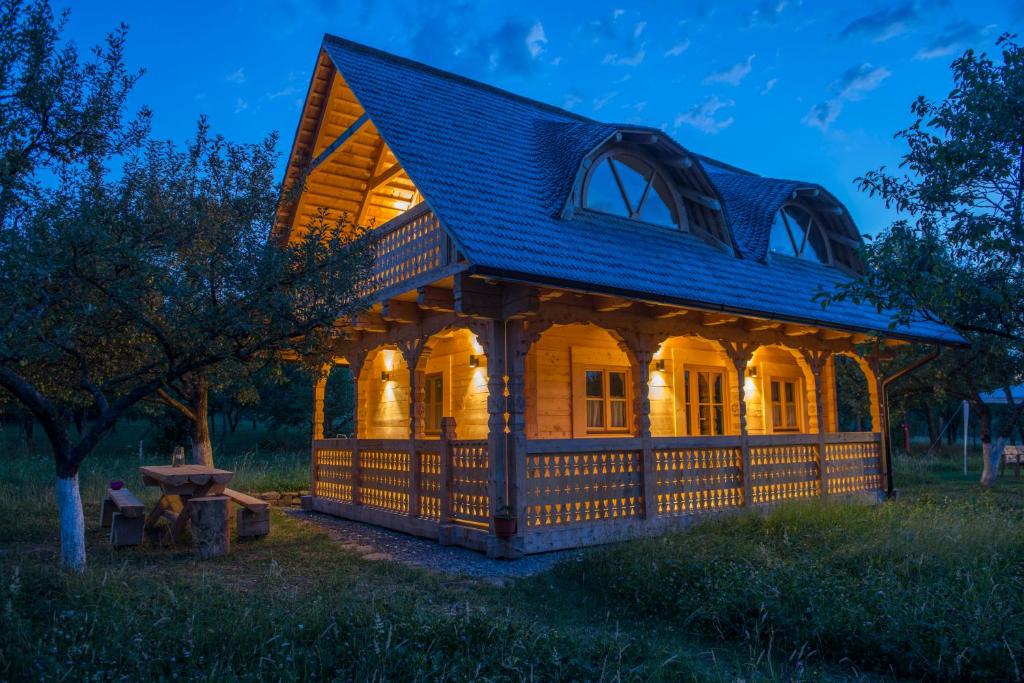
(361, 204, 460, 300)
(747, 434, 821, 503)
(449, 440, 490, 529)
(312, 438, 354, 503)
(824, 432, 883, 494)
(416, 439, 442, 522)
(523, 440, 644, 530)
(358, 440, 411, 514)
(653, 437, 744, 515)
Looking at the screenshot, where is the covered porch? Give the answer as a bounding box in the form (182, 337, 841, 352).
(309, 293, 887, 558)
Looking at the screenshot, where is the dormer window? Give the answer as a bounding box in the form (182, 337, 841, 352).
(583, 152, 685, 230)
(769, 202, 832, 265)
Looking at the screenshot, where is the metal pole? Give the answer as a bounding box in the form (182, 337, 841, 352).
(962, 400, 969, 476)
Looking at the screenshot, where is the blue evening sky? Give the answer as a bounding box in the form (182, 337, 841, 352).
(61, 0, 1020, 235)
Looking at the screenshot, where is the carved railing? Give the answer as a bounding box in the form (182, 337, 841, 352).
(523, 439, 644, 529)
(747, 434, 822, 504)
(823, 432, 883, 494)
(360, 203, 459, 299)
(654, 437, 744, 515)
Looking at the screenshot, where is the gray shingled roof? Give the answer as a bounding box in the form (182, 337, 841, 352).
(319, 35, 964, 345)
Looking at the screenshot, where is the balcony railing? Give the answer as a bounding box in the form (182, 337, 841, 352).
(310, 430, 882, 554)
(359, 203, 461, 300)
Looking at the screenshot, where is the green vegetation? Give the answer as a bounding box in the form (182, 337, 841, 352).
(2, 438, 1022, 681)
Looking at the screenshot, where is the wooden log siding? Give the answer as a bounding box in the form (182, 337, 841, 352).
(523, 439, 645, 529)
(361, 204, 460, 299)
(823, 432, 883, 495)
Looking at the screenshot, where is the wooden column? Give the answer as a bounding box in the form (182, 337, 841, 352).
(346, 352, 367, 506)
(620, 332, 659, 520)
(724, 342, 756, 507)
(401, 339, 425, 519)
(506, 320, 531, 537)
(802, 349, 830, 497)
(439, 417, 456, 527)
(483, 321, 508, 516)
(312, 374, 327, 441)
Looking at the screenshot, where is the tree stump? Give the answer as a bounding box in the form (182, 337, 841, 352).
(189, 496, 230, 559)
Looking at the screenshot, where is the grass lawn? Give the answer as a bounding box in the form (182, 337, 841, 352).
(1, 437, 1022, 681)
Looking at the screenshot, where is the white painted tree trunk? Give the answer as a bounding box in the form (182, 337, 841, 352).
(981, 437, 1006, 488)
(56, 474, 86, 572)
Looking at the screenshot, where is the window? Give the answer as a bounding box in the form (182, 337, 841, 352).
(583, 152, 682, 229)
(770, 378, 801, 432)
(683, 367, 727, 436)
(769, 203, 831, 264)
(424, 373, 443, 434)
(585, 368, 630, 432)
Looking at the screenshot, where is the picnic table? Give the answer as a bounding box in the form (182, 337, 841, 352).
(141, 465, 235, 544)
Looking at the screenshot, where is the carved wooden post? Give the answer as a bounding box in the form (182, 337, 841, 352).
(506, 320, 532, 539)
(347, 352, 367, 506)
(401, 339, 425, 519)
(621, 331, 659, 521)
(802, 349, 829, 497)
(312, 374, 327, 441)
(439, 417, 456, 531)
(481, 321, 507, 517)
(724, 342, 755, 507)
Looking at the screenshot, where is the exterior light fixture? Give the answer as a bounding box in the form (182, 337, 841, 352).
(747, 366, 758, 378)
(654, 359, 666, 372)
(380, 371, 390, 383)
(469, 354, 480, 368)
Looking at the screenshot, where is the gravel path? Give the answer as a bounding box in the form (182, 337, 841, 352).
(286, 509, 575, 580)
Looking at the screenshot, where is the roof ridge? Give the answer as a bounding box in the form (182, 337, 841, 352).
(323, 33, 595, 125)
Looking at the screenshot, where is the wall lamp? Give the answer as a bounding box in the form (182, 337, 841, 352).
(469, 354, 480, 368)
(380, 370, 391, 383)
(747, 366, 758, 378)
(654, 359, 666, 372)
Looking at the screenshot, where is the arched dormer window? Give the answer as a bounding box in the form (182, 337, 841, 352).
(583, 151, 687, 230)
(769, 202, 832, 265)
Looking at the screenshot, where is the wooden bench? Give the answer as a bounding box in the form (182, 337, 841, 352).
(99, 487, 145, 547)
(223, 488, 271, 538)
(1005, 445, 1023, 478)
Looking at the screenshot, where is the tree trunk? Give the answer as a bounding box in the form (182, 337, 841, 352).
(189, 375, 213, 467)
(56, 473, 86, 572)
(977, 401, 1002, 487)
(925, 402, 938, 446)
(22, 414, 35, 452)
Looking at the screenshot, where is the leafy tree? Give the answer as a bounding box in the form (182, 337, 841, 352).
(828, 35, 1024, 485)
(0, 2, 374, 570)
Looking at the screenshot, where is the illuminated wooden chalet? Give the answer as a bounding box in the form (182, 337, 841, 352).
(279, 36, 964, 557)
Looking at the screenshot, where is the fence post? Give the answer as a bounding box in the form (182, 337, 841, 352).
(439, 417, 456, 532)
(350, 437, 361, 506)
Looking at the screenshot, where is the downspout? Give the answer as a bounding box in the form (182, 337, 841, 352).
(879, 345, 941, 496)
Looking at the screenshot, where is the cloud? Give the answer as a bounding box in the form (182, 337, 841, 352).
(526, 21, 548, 58)
(674, 95, 735, 134)
(703, 54, 755, 86)
(603, 45, 646, 66)
(633, 21, 647, 38)
(226, 68, 246, 84)
(747, 0, 796, 27)
(914, 21, 992, 60)
(410, 15, 548, 78)
(803, 63, 891, 131)
(664, 40, 690, 57)
(838, 1, 949, 42)
(760, 78, 778, 94)
(233, 97, 248, 113)
(592, 91, 619, 112)
(562, 92, 583, 109)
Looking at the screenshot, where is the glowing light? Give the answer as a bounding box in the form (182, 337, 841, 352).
(383, 349, 395, 372)
(469, 335, 483, 355)
(744, 377, 758, 396)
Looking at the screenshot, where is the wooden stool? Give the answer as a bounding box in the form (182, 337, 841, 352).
(189, 496, 230, 559)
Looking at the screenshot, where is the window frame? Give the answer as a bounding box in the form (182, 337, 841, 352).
(581, 150, 690, 232)
(682, 365, 730, 436)
(769, 201, 834, 265)
(582, 366, 633, 435)
(423, 371, 444, 436)
(767, 375, 803, 433)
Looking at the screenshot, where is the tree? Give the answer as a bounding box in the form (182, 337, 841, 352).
(0, 2, 375, 570)
(827, 35, 1024, 485)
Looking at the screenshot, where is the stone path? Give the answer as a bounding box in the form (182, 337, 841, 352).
(286, 510, 574, 579)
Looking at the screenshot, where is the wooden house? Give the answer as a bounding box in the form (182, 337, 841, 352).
(278, 36, 964, 557)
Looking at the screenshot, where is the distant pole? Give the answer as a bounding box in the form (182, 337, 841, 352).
(962, 400, 969, 476)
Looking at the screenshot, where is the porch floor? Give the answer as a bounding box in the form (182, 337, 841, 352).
(286, 510, 570, 579)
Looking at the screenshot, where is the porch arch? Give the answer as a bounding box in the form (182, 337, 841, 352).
(358, 345, 411, 439)
(650, 335, 738, 437)
(411, 326, 490, 440)
(747, 344, 822, 435)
